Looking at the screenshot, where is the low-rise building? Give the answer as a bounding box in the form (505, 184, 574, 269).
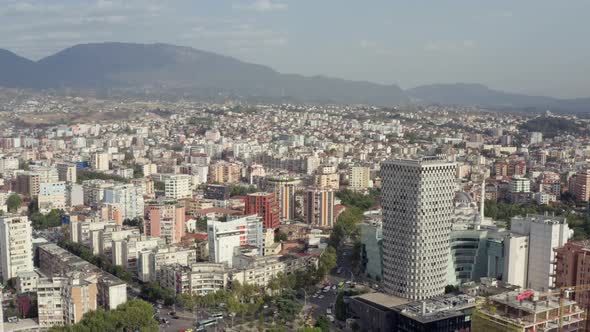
(473, 290, 586, 331)
(160, 263, 228, 296)
(37, 243, 127, 310)
(349, 292, 476, 332)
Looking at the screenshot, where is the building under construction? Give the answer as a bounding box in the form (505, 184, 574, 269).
(473, 290, 586, 331)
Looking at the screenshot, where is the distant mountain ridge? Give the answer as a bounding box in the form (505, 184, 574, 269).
(0, 42, 588, 112)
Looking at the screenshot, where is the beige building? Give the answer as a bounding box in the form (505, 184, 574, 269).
(37, 275, 98, 328)
(160, 263, 228, 296)
(111, 235, 164, 269)
(137, 246, 197, 282)
(348, 166, 372, 191)
(305, 187, 335, 228)
(208, 161, 242, 184)
(163, 174, 192, 200)
(93, 151, 110, 171)
(37, 243, 127, 311)
(574, 169, 590, 202)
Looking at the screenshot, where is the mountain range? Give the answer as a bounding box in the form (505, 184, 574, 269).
(1, 42, 588, 112)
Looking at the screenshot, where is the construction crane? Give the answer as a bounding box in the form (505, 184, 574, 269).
(519, 284, 590, 331)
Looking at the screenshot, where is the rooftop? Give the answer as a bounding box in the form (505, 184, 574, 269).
(353, 292, 410, 309)
(488, 290, 577, 314)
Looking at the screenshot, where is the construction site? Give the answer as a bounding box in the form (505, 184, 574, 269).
(473, 289, 587, 332)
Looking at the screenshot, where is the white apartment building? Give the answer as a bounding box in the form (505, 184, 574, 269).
(207, 215, 264, 268)
(348, 166, 372, 191)
(103, 184, 144, 220)
(29, 165, 59, 184)
(93, 151, 110, 171)
(381, 157, 456, 300)
(530, 132, 544, 145)
(67, 184, 84, 207)
(38, 181, 67, 211)
(0, 215, 34, 283)
(510, 214, 573, 291)
(111, 235, 164, 269)
(70, 220, 117, 247)
(142, 163, 158, 177)
(510, 176, 531, 193)
(137, 246, 197, 282)
(163, 174, 192, 199)
(0, 286, 4, 332)
(160, 263, 228, 296)
(503, 234, 529, 288)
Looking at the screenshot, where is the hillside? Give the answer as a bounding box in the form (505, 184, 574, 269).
(3, 42, 410, 105)
(519, 116, 587, 138)
(0, 42, 588, 111)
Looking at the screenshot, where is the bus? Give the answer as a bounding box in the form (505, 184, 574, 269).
(196, 318, 218, 328)
(210, 312, 224, 320)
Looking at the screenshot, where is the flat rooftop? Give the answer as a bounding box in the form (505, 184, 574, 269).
(352, 292, 410, 309)
(489, 290, 577, 314)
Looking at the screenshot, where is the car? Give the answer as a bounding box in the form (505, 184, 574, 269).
(318, 295, 324, 299)
(332, 285, 337, 290)
(312, 294, 318, 298)
(327, 314, 335, 323)
(157, 304, 163, 309)
(172, 315, 180, 320)
(169, 311, 176, 316)
(326, 308, 332, 315)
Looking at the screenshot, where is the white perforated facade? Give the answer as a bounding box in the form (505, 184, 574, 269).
(381, 157, 456, 300)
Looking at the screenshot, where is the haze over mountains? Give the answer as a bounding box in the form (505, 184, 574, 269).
(0, 42, 588, 112)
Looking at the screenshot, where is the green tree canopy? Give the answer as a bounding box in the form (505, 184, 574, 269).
(6, 193, 22, 213)
(48, 300, 158, 332)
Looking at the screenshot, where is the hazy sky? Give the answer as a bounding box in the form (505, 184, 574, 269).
(1, 0, 589, 98)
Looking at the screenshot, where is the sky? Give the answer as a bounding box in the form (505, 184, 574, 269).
(1, 0, 589, 98)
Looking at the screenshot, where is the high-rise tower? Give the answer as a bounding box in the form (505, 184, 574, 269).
(381, 157, 456, 300)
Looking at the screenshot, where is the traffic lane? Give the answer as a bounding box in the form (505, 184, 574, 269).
(306, 288, 338, 319)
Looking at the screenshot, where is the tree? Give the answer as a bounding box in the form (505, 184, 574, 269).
(49, 300, 158, 332)
(275, 231, 288, 242)
(336, 190, 375, 210)
(141, 283, 175, 305)
(445, 285, 459, 294)
(123, 217, 143, 228)
(315, 315, 330, 332)
(30, 209, 64, 230)
(319, 246, 337, 276)
(6, 194, 22, 213)
(154, 181, 165, 191)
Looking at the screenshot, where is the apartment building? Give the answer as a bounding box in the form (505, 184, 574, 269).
(0, 215, 34, 283)
(144, 204, 186, 244)
(160, 263, 228, 296)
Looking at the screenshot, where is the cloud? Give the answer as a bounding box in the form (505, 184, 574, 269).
(179, 21, 288, 53)
(359, 40, 396, 56)
(423, 40, 477, 53)
(473, 10, 514, 21)
(233, 0, 288, 12)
